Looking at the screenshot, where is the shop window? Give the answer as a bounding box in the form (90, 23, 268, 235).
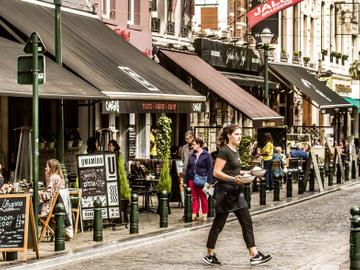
(128, 0, 140, 26)
(102, 0, 115, 20)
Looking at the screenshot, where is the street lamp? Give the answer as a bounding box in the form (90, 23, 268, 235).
(260, 28, 273, 106)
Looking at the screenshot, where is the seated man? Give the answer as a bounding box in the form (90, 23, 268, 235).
(290, 143, 308, 160)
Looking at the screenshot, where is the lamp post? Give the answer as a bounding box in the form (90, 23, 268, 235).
(260, 28, 273, 106)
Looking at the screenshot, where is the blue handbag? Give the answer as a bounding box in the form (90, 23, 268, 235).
(193, 173, 207, 187)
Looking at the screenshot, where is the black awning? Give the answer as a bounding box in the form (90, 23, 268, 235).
(159, 49, 283, 122)
(270, 63, 351, 109)
(0, 0, 205, 102)
(0, 37, 105, 99)
(221, 72, 280, 90)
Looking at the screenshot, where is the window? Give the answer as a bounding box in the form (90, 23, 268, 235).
(128, 0, 140, 25)
(102, 0, 115, 20)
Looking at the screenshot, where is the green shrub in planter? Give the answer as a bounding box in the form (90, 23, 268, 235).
(118, 154, 131, 200)
(157, 157, 171, 194)
(239, 135, 254, 170)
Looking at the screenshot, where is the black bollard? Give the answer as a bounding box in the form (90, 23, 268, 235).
(328, 164, 334, 186)
(93, 198, 103, 242)
(208, 195, 215, 218)
(159, 190, 168, 228)
(130, 193, 139, 234)
(273, 172, 280, 201)
(259, 176, 266, 205)
(350, 206, 360, 269)
(352, 160, 357, 180)
(309, 167, 315, 191)
(345, 161, 350, 181)
(184, 187, 192, 223)
(319, 165, 325, 187)
(244, 183, 251, 209)
(55, 202, 66, 251)
(336, 163, 342, 184)
(286, 170, 293, 198)
(298, 169, 304, 195)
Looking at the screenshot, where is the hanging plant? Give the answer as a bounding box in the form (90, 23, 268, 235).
(118, 154, 131, 200)
(238, 135, 254, 170)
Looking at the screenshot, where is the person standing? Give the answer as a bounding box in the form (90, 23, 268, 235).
(261, 133, 274, 190)
(184, 137, 213, 222)
(181, 130, 194, 177)
(150, 126, 157, 159)
(108, 139, 120, 153)
(203, 124, 271, 266)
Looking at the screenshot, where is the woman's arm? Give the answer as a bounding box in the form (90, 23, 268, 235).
(206, 153, 214, 183)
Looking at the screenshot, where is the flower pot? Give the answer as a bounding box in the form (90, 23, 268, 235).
(120, 199, 129, 224)
(39, 142, 46, 150)
(66, 140, 73, 149)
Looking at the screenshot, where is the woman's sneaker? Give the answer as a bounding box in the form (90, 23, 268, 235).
(203, 253, 221, 265)
(250, 251, 272, 265)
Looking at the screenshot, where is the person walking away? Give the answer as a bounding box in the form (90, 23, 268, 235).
(203, 124, 271, 266)
(261, 133, 274, 190)
(184, 137, 213, 222)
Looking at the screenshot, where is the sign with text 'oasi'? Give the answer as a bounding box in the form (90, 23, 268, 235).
(17, 54, 46, 85)
(0, 194, 39, 261)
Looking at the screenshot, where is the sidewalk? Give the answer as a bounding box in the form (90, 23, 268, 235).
(2, 178, 359, 269)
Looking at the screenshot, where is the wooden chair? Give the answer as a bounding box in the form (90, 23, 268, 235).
(70, 189, 82, 235)
(38, 191, 59, 242)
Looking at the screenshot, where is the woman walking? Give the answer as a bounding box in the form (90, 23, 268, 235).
(184, 137, 213, 222)
(203, 124, 271, 266)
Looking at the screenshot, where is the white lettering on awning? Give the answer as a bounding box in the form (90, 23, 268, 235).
(301, 78, 332, 103)
(118, 66, 160, 92)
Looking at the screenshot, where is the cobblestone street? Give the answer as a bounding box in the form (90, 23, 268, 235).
(53, 183, 359, 270)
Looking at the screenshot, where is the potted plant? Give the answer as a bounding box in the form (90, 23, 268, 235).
(39, 133, 46, 150)
(349, 60, 360, 80)
(341, 54, 348, 65)
(293, 51, 300, 63)
(73, 128, 83, 148)
(64, 128, 75, 149)
(46, 131, 56, 149)
(239, 135, 254, 170)
(156, 115, 172, 214)
(330, 51, 337, 62)
(118, 153, 131, 224)
(280, 49, 288, 61)
(321, 49, 328, 56)
(303, 56, 310, 66)
(335, 52, 342, 64)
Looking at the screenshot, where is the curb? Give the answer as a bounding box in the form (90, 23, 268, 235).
(5, 180, 360, 270)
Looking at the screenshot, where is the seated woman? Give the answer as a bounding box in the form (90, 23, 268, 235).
(39, 159, 65, 217)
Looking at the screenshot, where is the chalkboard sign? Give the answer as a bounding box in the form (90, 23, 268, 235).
(77, 153, 121, 221)
(78, 167, 106, 196)
(0, 194, 39, 261)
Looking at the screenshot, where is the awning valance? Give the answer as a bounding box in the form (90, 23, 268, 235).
(222, 72, 280, 90)
(270, 63, 351, 110)
(159, 49, 283, 121)
(0, 0, 205, 102)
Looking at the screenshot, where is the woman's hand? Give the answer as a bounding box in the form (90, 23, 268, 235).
(234, 175, 244, 185)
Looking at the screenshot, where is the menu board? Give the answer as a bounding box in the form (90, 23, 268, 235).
(128, 126, 136, 159)
(0, 196, 26, 248)
(0, 194, 39, 261)
(77, 153, 121, 221)
(78, 167, 106, 196)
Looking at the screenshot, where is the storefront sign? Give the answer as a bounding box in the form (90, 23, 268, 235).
(102, 101, 204, 114)
(247, 0, 304, 28)
(335, 84, 352, 93)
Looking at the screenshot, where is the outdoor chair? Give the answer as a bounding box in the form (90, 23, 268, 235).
(38, 191, 59, 242)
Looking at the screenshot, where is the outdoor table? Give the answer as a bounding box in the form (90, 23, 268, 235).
(129, 179, 158, 213)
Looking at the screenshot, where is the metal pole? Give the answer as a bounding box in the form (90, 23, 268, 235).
(54, 0, 67, 184)
(55, 202, 66, 251)
(32, 33, 39, 234)
(159, 190, 168, 228)
(263, 44, 269, 106)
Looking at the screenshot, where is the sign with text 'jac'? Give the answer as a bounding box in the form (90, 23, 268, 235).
(247, 0, 304, 29)
(77, 153, 120, 221)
